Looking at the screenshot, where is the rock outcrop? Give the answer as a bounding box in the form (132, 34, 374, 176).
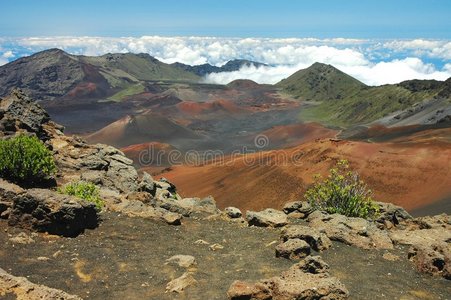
(1, 179, 98, 237)
(307, 210, 393, 249)
(389, 214, 451, 279)
(246, 208, 288, 227)
(227, 256, 349, 299)
(0, 267, 82, 299)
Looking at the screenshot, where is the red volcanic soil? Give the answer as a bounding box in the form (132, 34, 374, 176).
(66, 82, 99, 99)
(121, 141, 177, 168)
(162, 138, 451, 214)
(259, 123, 338, 148)
(176, 99, 246, 115)
(86, 112, 201, 148)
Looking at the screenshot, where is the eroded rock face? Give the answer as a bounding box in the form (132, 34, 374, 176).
(0, 267, 82, 300)
(275, 239, 311, 260)
(375, 201, 412, 229)
(389, 214, 451, 279)
(246, 208, 288, 228)
(0, 89, 52, 139)
(408, 243, 451, 280)
(0, 181, 99, 237)
(307, 211, 393, 249)
(281, 225, 332, 251)
(227, 256, 349, 300)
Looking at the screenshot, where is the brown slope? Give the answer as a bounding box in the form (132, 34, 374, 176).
(86, 112, 204, 148)
(162, 139, 451, 214)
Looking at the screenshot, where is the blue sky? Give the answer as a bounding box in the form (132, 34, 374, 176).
(1, 0, 450, 38)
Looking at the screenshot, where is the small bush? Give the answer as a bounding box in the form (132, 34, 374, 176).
(305, 160, 379, 219)
(59, 181, 104, 210)
(0, 134, 56, 185)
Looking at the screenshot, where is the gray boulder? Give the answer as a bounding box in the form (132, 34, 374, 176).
(246, 208, 288, 228)
(281, 225, 332, 251)
(307, 211, 393, 249)
(275, 239, 311, 260)
(8, 188, 99, 237)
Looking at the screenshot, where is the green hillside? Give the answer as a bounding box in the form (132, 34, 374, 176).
(278, 63, 449, 127)
(277, 62, 366, 101)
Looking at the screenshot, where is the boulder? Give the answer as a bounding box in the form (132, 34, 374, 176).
(111, 199, 182, 225)
(275, 239, 311, 260)
(246, 208, 288, 228)
(224, 207, 242, 218)
(157, 196, 219, 217)
(283, 201, 313, 216)
(375, 201, 412, 229)
(408, 243, 450, 280)
(0, 89, 51, 139)
(281, 225, 332, 251)
(0, 267, 82, 299)
(307, 211, 393, 249)
(227, 256, 348, 299)
(8, 188, 99, 237)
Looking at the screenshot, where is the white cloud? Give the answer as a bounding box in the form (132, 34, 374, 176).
(0, 36, 450, 85)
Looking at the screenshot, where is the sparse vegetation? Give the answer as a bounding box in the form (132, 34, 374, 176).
(0, 134, 56, 185)
(305, 160, 379, 219)
(59, 181, 104, 210)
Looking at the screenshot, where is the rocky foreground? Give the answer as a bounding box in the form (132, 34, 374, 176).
(0, 90, 450, 299)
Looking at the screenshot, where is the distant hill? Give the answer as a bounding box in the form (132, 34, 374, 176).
(0, 49, 200, 101)
(172, 59, 267, 77)
(86, 112, 204, 148)
(277, 63, 451, 126)
(277, 62, 366, 101)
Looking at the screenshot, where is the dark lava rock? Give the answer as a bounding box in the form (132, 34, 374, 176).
(1, 179, 99, 237)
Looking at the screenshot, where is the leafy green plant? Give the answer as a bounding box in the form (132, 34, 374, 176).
(305, 160, 379, 219)
(59, 181, 104, 210)
(0, 134, 56, 186)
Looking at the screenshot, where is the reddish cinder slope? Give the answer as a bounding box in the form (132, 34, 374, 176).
(259, 123, 338, 148)
(163, 139, 451, 214)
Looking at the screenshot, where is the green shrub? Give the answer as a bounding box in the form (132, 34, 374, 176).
(0, 134, 56, 185)
(59, 181, 104, 210)
(305, 160, 379, 219)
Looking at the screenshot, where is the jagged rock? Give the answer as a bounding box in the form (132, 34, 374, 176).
(0, 267, 82, 299)
(375, 201, 412, 229)
(388, 214, 451, 279)
(138, 172, 156, 195)
(165, 255, 196, 268)
(7, 188, 99, 237)
(111, 199, 182, 225)
(408, 243, 450, 280)
(283, 201, 313, 216)
(0, 89, 51, 139)
(157, 196, 219, 217)
(227, 281, 271, 300)
(281, 225, 332, 251)
(246, 208, 288, 228)
(166, 272, 197, 293)
(227, 256, 348, 299)
(276, 239, 311, 259)
(224, 207, 242, 218)
(307, 211, 393, 249)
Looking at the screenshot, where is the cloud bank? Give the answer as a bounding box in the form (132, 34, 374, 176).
(0, 36, 450, 86)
